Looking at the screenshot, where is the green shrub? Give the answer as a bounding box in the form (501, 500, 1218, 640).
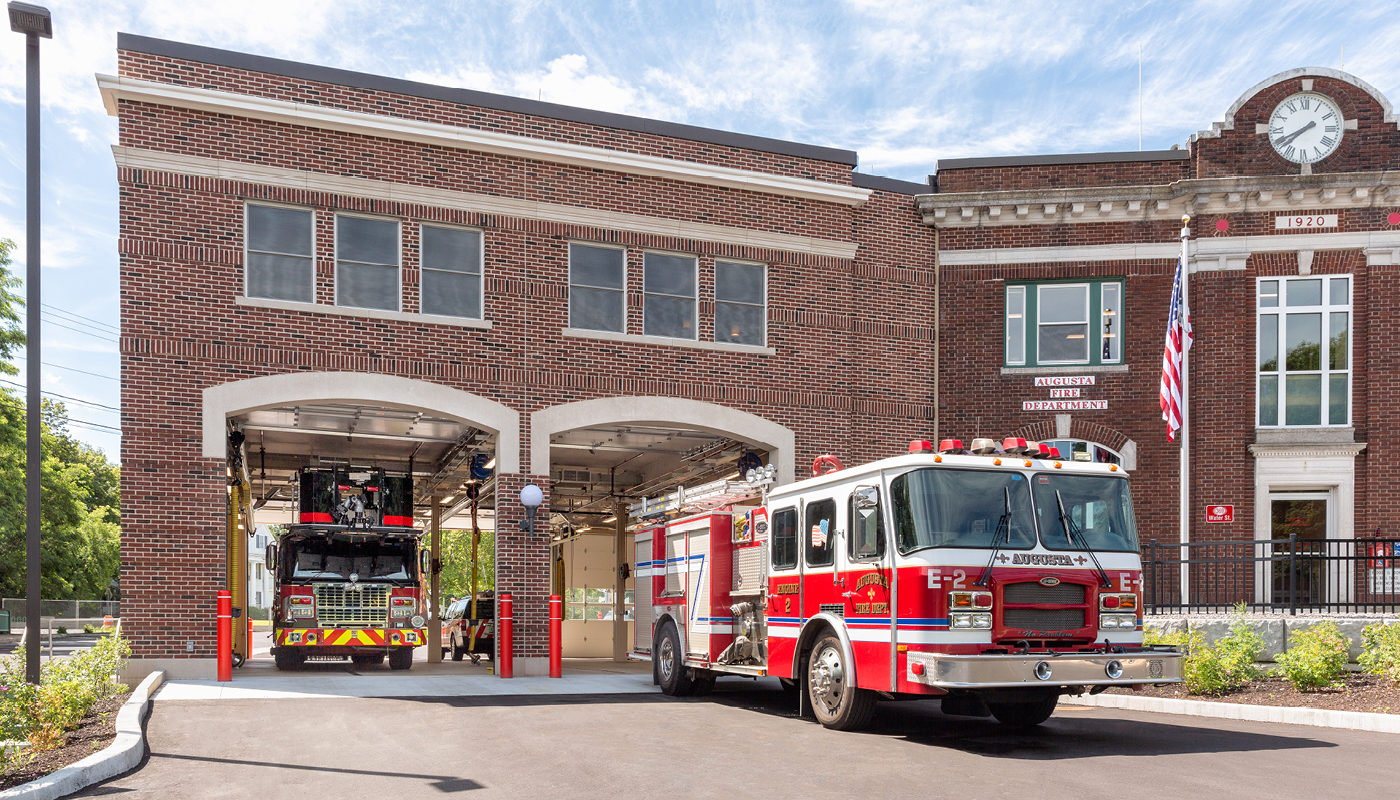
(1183, 619, 1265, 696)
(1276, 622, 1349, 692)
(55, 627, 67, 636)
(1359, 622, 1400, 683)
(0, 634, 130, 769)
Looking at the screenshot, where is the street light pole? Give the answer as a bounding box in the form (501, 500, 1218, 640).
(8, 1, 52, 686)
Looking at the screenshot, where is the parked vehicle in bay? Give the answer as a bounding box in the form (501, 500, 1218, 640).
(441, 593, 495, 663)
(267, 467, 428, 671)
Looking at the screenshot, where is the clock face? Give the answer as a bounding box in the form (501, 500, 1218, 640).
(1268, 92, 1343, 164)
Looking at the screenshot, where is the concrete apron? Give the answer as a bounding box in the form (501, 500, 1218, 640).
(1146, 613, 1400, 662)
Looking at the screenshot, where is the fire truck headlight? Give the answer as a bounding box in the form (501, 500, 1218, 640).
(391, 607, 414, 619)
(1105, 660, 1125, 679)
(289, 607, 314, 619)
(1099, 614, 1136, 629)
(950, 612, 992, 629)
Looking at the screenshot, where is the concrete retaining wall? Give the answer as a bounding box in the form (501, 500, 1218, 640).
(1146, 615, 1400, 662)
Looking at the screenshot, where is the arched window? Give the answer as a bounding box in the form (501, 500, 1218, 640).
(1044, 439, 1123, 465)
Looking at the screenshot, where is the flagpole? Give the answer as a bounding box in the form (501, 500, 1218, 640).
(1178, 216, 1192, 607)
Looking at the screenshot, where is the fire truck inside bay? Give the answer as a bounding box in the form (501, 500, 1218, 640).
(631, 439, 1183, 730)
(267, 467, 429, 671)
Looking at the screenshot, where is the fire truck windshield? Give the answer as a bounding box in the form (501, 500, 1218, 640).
(1032, 473, 1139, 552)
(287, 538, 416, 581)
(892, 468, 1037, 552)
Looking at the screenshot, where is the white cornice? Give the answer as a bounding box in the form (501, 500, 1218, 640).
(112, 146, 860, 259)
(939, 230, 1400, 267)
(97, 74, 871, 207)
(918, 171, 1400, 229)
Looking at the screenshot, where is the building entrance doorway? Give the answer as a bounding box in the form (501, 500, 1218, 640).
(1269, 492, 1332, 607)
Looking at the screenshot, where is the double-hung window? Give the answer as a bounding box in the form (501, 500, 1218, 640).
(1005, 280, 1122, 366)
(644, 252, 697, 339)
(246, 204, 314, 302)
(569, 243, 625, 332)
(714, 260, 766, 345)
(1258, 276, 1350, 427)
(420, 225, 483, 319)
(336, 215, 400, 311)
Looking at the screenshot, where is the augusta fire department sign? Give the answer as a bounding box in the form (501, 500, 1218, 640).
(1023, 376, 1108, 411)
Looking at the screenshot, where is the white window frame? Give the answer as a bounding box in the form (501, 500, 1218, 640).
(243, 202, 315, 303)
(568, 241, 627, 334)
(419, 223, 485, 320)
(1005, 285, 1027, 366)
(643, 250, 698, 341)
(713, 258, 767, 347)
(334, 212, 402, 312)
(1036, 282, 1091, 365)
(1256, 275, 1351, 428)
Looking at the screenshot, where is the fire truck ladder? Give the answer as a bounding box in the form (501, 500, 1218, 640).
(627, 477, 763, 521)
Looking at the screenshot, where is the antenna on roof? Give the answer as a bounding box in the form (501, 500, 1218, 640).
(1138, 44, 1144, 151)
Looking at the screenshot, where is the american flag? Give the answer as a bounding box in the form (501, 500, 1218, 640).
(1159, 256, 1193, 441)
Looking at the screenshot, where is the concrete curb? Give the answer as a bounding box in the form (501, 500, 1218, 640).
(0, 670, 165, 800)
(1064, 690, 1400, 734)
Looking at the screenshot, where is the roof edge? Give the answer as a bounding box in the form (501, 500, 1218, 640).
(116, 33, 860, 167)
(935, 149, 1189, 172)
(851, 172, 930, 194)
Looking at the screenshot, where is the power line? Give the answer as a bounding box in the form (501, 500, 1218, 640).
(11, 356, 119, 382)
(64, 418, 122, 434)
(42, 318, 119, 343)
(41, 303, 119, 334)
(0, 378, 120, 413)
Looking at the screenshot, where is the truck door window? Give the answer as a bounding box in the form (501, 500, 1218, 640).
(770, 508, 798, 570)
(663, 530, 687, 596)
(805, 499, 836, 567)
(848, 486, 884, 561)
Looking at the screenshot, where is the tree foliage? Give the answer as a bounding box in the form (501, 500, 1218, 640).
(0, 240, 121, 600)
(438, 526, 495, 601)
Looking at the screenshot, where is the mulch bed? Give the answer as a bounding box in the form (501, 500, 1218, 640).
(0, 691, 131, 792)
(1107, 673, 1400, 714)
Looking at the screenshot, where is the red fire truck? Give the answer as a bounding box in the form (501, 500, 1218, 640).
(267, 467, 429, 671)
(631, 439, 1183, 730)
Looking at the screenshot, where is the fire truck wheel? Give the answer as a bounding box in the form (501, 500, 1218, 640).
(273, 649, 305, 671)
(655, 622, 695, 696)
(988, 692, 1059, 728)
(388, 647, 414, 671)
(806, 634, 876, 731)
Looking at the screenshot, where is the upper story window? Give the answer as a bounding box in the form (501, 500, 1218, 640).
(643, 252, 697, 340)
(336, 215, 400, 311)
(420, 225, 483, 319)
(245, 204, 314, 303)
(715, 260, 766, 346)
(1258, 276, 1350, 427)
(569, 243, 626, 333)
(1006, 280, 1122, 367)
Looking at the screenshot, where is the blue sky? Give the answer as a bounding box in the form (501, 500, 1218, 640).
(2, 0, 1398, 460)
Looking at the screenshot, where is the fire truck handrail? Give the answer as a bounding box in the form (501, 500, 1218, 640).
(628, 479, 761, 520)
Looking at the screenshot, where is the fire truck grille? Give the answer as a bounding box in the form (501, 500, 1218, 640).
(314, 584, 390, 626)
(1002, 608, 1086, 631)
(1003, 582, 1086, 604)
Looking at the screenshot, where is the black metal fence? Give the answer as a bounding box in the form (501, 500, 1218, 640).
(1144, 537, 1400, 615)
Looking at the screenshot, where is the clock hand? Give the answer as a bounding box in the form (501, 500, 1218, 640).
(1275, 120, 1317, 148)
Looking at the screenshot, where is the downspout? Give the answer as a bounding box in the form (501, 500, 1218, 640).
(932, 224, 940, 442)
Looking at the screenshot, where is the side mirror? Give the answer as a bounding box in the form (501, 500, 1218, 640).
(853, 486, 879, 510)
(264, 544, 277, 572)
(420, 550, 431, 576)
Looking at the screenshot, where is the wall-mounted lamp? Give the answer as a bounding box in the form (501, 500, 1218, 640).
(519, 483, 543, 536)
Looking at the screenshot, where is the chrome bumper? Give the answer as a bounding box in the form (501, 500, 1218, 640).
(907, 650, 1182, 690)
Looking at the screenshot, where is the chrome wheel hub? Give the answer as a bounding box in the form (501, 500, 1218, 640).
(658, 637, 675, 683)
(809, 645, 845, 711)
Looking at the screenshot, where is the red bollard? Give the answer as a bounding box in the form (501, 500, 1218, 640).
(498, 592, 513, 679)
(548, 594, 562, 678)
(247, 613, 253, 662)
(217, 590, 232, 682)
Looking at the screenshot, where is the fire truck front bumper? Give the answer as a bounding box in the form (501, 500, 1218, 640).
(906, 649, 1182, 690)
(276, 628, 425, 647)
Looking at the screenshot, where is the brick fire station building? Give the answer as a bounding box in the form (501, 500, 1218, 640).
(105, 33, 1400, 678)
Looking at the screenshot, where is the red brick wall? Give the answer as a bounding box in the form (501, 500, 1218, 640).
(116, 47, 936, 662)
(937, 158, 1190, 193)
